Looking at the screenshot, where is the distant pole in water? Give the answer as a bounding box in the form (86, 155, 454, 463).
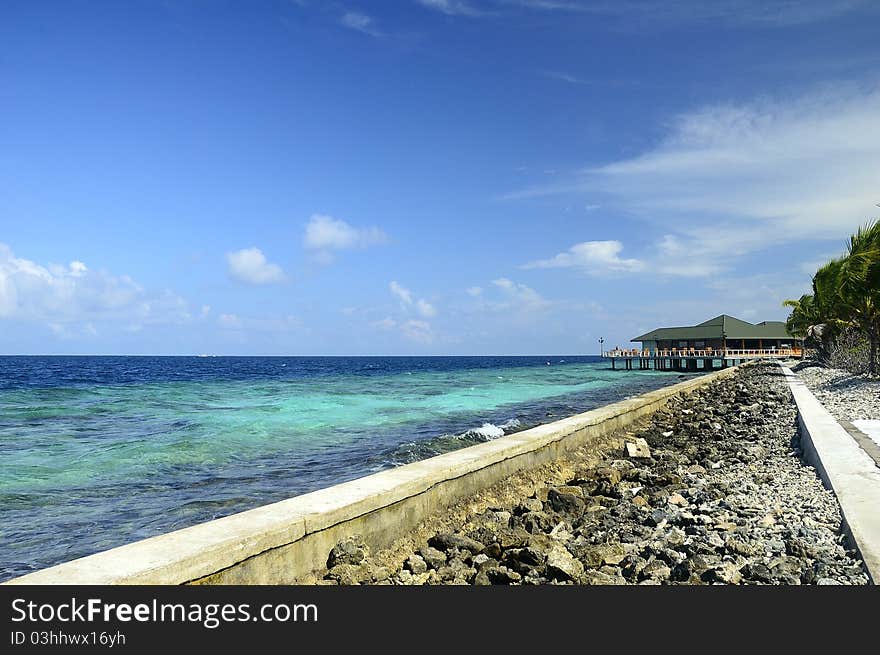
(598, 337, 605, 357)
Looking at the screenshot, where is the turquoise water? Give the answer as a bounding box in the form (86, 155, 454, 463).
(0, 355, 686, 579)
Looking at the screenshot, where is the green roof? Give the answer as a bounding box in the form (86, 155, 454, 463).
(631, 314, 792, 342)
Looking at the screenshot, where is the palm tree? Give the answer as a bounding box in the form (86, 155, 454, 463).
(783, 219, 880, 373)
(782, 294, 823, 358)
(837, 220, 880, 374)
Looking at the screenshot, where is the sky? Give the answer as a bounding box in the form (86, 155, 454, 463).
(1, 0, 879, 355)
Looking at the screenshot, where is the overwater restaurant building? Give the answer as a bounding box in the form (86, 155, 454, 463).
(631, 314, 797, 355)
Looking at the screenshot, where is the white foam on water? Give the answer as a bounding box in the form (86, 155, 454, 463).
(458, 418, 521, 441)
(462, 422, 505, 440)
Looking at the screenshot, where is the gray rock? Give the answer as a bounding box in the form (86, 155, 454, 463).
(405, 554, 428, 575)
(517, 498, 544, 514)
(326, 563, 372, 585)
(625, 438, 652, 459)
(546, 546, 584, 581)
(429, 533, 485, 554)
(704, 562, 742, 585)
(582, 570, 628, 585)
(547, 489, 585, 515)
(327, 535, 368, 568)
(640, 559, 671, 582)
(419, 546, 447, 570)
(486, 566, 522, 585)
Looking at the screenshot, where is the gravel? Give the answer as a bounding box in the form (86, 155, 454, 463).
(322, 363, 869, 585)
(794, 365, 880, 422)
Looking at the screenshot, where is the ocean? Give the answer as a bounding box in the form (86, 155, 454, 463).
(0, 355, 690, 580)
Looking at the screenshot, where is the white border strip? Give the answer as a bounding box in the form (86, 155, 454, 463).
(783, 366, 880, 584)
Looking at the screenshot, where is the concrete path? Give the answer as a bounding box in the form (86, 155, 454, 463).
(853, 419, 880, 450)
(783, 366, 880, 584)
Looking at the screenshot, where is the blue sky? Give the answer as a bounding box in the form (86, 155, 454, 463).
(2, 0, 879, 355)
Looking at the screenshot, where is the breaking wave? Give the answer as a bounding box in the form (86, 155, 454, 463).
(380, 418, 524, 466)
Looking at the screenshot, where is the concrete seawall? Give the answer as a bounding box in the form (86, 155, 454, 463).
(5, 366, 743, 586)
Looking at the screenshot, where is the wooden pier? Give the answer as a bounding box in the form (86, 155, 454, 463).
(601, 348, 802, 372)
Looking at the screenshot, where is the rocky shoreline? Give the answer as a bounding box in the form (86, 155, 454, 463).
(321, 363, 868, 585)
(795, 364, 880, 423)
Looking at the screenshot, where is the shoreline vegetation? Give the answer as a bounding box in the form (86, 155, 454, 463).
(319, 362, 868, 586)
(785, 219, 880, 376)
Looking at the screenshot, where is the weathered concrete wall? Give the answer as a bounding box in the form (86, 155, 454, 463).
(783, 366, 880, 584)
(5, 365, 743, 586)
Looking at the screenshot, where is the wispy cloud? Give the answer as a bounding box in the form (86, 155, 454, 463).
(523, 240, 645, 274)
(390, 281, 436, 317)
(496, 0, 586, 10)
(489, 277, 550, 312)
(539, 70, 588, 84)
(590, 83, 880, 240)
(572, 0, 872, 27)
(371, 316, 397, 330)
(226, 247, 286, 285)
(417, 298, 437, 317)
(390, 280, 413, 305)
(418, 0, 873, 26)
(304, 214, 388, 264)
(506, 83, 880, 261)
(401, 319, 434, 343)
(339, 11, 382, 37)
(416, 0, 485, 16)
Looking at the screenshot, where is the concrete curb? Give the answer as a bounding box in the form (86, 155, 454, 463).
(783, 366, 880, 584)
(5, 366, 742, 586)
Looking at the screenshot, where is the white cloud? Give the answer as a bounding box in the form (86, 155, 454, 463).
(416, 299, 437, 317)
(651, 234, 724, 277)
(384, 281, 439, 340)
(490, 277, 550, 311)
(506, 82, 880, 274)
(389, 281, 437, 318)
(401, 319, 434, 343)
(580, 0, 874, 28)
(418, 0, 873, 25)
(416, 0, 484, 16)
(200, 304, 211, 317)
(540, 70, 588, 84)
(304, 214, 388, 253)
(372, 317, 397, 330)
(521, 234, 724, 278)
(0, 243, 191, 327)
(523, 240, 645, 274)
(340, 11, 381, 37)
(226, 247, 285, 285)
(389, 281, 413, 305)
(466, 286, 483, 296)
(588, 83, 880, 241)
